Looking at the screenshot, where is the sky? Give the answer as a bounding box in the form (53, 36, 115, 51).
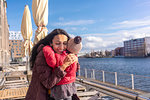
(7, 0, 150, 53)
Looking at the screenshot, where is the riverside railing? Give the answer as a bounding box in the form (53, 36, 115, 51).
(78, 68, 150, 92)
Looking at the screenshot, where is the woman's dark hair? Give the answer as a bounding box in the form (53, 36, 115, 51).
(30, 29, 70, 69)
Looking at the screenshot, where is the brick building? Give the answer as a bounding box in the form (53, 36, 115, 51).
(9, 31, 25, 62)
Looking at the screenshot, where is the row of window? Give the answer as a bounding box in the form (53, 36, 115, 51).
(125, 45, 144, 49)
(16, 54, 22, 56)
(12, 43, 22, 45)
(124, 48, 144, 50)
(9, 35, 22, 37)
(10, 40, 22, 42)
(9, 45, 22, 48)
(124, 50, 144, 53)
(125, 45, 144, 48)
(124, 42, 144, 46)
(124, 39, 144, 44)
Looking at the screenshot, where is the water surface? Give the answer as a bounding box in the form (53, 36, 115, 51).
(78, 57, 150, 76)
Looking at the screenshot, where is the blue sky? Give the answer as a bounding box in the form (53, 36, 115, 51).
(7, 0, 150, 53)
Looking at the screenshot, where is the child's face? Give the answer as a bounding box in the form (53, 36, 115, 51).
(51, 34, 68, 54)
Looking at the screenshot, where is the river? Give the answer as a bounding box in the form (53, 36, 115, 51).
(78, 57, 150, 77)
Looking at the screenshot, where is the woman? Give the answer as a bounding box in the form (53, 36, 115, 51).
(25, 29, 78, 100)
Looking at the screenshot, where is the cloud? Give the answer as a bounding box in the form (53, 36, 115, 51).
(84, 36, 103, 42)
(58, 17, 64, 21)
(81, 26, 150, 52)
(68, 34, 75, 38)
(110, 16, 150, 29)
(53, 19, 95, 26)
(82, 36, 113, 50)
(64, 27, 77, 33)
(82, 36, 120, 53)
(136, 1, 150, 7)
(81, 27, 88, 31)
(63, 27, 89, 33)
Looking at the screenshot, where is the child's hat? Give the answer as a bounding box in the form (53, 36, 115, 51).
(67, 36, 82, 54)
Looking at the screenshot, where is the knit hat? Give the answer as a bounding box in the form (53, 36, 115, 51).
(67, 36, 82, 54)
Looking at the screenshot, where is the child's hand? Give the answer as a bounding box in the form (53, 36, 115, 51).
(61, 54, 78, 70)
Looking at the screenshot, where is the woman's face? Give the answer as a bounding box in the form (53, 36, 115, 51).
(51, 34, 68, 54)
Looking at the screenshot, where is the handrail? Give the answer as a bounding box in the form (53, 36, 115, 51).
(79, 68, 150, 92)
(76, 78, 149, 100)
(0, 77, 5, 90)
(0, 77, 5, 84)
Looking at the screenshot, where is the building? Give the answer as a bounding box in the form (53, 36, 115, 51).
(0, 0, 9, 66)
(9, 31, 25, 62)
(114, 47, 124, 56)
(124, 37, 150, 57)
(111, 50, 115, 57)
(9, 40, 24, 61)
(9, 31, 23, 40)
(145, 37, 150, 56)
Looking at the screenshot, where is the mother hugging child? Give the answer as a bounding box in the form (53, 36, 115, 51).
(25, 29, 82, 100)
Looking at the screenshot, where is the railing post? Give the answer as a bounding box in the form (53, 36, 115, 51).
(102, 70, 105, 82)
(78, 69, 80, 76)
(91, 72, 93, 79)
(131, 74, 134, 89)
(115, 72, 117, 86)
(92, 69, 95, 79)
(85, 68, 87, 78)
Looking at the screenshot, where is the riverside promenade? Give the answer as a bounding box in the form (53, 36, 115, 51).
(0, 65, 150, 100)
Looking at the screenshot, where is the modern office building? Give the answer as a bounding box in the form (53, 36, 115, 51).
(124, 37, 150, 57)
(0, 0, 9, 66)
(9, 31, 25, 62)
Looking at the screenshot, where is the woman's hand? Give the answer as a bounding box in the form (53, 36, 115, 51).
(61, 54, 78, 71)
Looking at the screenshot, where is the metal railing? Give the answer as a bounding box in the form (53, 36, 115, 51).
(78, 68, 150, 92)
(76, 78, 149, 100)
(0, 77, 5, 86)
